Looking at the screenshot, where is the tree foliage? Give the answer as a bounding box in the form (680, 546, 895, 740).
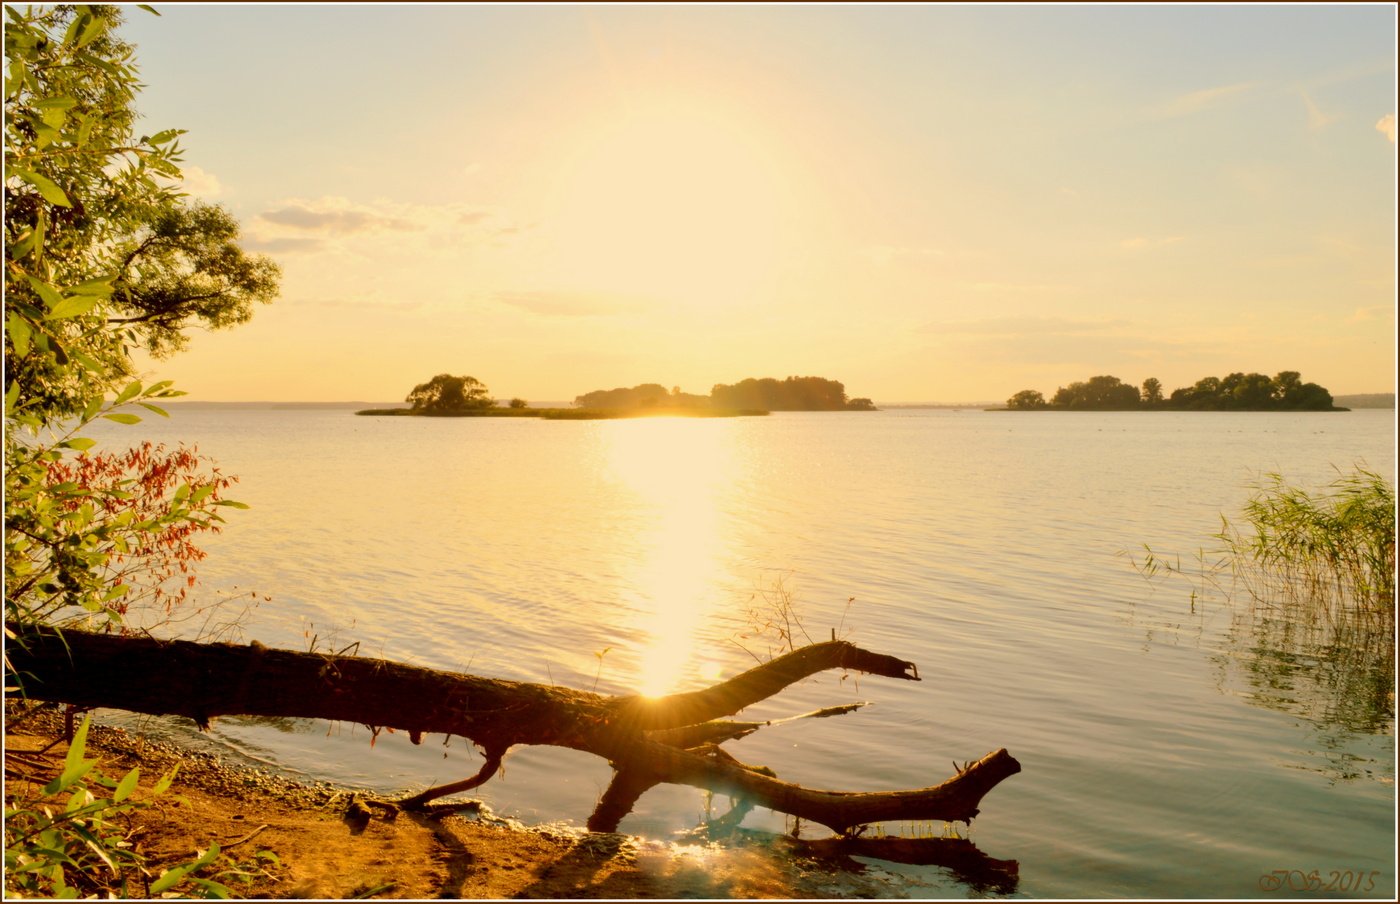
(1050, 375, 1141, 410)
(5, 5, 278, 419)
(574, 383, 706, 410)
(710, 376, 858, 411)
(4, 5, 268, 634)
(1006, 389, 1048, 410)
(406, 373, 494, 412)
(1006, 371, 1339, 412)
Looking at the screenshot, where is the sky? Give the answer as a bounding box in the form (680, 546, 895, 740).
(115, 3, 1397, 403)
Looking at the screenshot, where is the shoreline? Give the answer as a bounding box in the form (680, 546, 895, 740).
(4, 705, 887, 899)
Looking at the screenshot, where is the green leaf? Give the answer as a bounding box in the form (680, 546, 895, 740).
(45, 295, 98, 321)
(5, 382, 19, 417)
(10, 167, 70, 207)
(66, 717, 91, 771)
(62, 11, 89, 47)
(68, 275, 116, 297)
(137, 4, 162, 15)
(101, 412, 141, 425)
(42, 759, 96, 796)
(214, 500, 251, 510)
(138, 402, 169, 418)
(151, 766, 179, 796)
(61, 437, 97, 452)
(9, 227, 38, 260)
(145, 128, 186, 146)
(7, 314, 32, 357)
(113, 767, 140, 803)
(190, 485, 216, 505)
(26, 276, 64, 309)
(75, 14, 107, 48)
(150, 864, 191, 895)
(81, 397, 104, 424)
(114, 380, 143, 405)
(5, 59, 26, 99)
(32, 96, 79, 113)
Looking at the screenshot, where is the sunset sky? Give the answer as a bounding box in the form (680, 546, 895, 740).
(121, 4, 1396, 403)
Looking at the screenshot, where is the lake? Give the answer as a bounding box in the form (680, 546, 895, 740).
(82, 406, 1395, 899)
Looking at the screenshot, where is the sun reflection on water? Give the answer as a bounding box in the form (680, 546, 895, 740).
(603, 418, 737, 696)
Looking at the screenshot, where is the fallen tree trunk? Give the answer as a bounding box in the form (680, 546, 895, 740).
(5, 623, 1020, 836)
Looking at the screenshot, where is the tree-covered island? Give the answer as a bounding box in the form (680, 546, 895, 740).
(1004, 371, 1345, 412)
(358, 374, 876, 418)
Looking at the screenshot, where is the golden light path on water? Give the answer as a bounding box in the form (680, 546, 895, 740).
(601, 418, 738, 697)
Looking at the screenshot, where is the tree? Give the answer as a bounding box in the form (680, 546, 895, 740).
(1140, 378, 1163, 408)
(5, 5, 265, 634)
(107, 202, 281, 357)
(4, 5, 277, 418)
(507, 397, 528, 409)
(1006, 389, 1048, 410)
(406, 374, 494, 412)
(1050, 375, 1139, 410)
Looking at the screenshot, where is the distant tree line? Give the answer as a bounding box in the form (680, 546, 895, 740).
(1006, 371, 1340, 411)
(573, 384, 710, 410)
(576, 376, 876, 412)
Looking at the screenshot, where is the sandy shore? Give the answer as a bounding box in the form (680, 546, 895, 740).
(5, 706, 895, 899)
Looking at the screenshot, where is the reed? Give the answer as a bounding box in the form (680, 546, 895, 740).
(1218, 468, 1395, 626)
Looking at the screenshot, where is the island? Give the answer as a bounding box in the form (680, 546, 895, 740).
(358, 374, 877, 418)
(1001, 371, 1347, 412)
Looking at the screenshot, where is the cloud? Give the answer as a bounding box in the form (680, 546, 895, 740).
(241, 236, 326, 254)
(861, 245, 947, 267)
(180, 165, 223, 199)
(1152, 82, 1257, 119)
(919, 316, 1133, 336)
(492, 290, 645, 318)
(260, 198, 420, 234)
(970, 281, 1072, 293)
(1377, 113, 1397, 143)
(1120, 235, 1185, 251)
(1300, 91, 1340, 131)
(246, 196, 521, 255)
(1346, 304, 1395, 325)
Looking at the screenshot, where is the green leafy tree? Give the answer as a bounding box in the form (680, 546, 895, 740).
(108, 201, 280, 357)
(1006, 389, 1048, 410)
(406, 373, 494, 412)
(1051, 375, 1140, 410)
(1140, 378, 1163, 407)
(5, 5, 267, 634)
(5, 5, 277, 419)
(507, 397, 528, 409)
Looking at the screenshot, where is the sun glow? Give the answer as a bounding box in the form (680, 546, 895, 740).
(604, 419, 736, 697)
(543, 95, 791, 308)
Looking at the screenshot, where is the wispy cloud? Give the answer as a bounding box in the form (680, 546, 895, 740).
(493, 290, 645, 318)
(241, 236, 326, 254)
(1346, 304, 1395, 325)
(969, 281, 1074, 293)
(1151, 81, 1258, 119)
(861, 245, 947, 267)
(260, 198, 420, 234)
(247, 196, 520, 254)
(1300, 91, 1340, 131)
(918, 316, 1132, 336)
(1377, 113, 1397, 144)
(1120, 235, 1185, 251)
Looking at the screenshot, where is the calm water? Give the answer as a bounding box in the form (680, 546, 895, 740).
(83, 407, 1395, 899)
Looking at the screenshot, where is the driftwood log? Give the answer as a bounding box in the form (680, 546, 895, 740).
(5, 623, 1020, 839)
